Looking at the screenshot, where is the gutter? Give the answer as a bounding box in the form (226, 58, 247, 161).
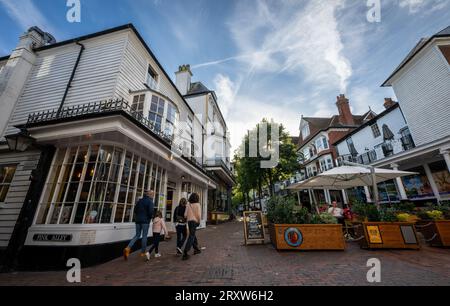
(58, 42, 85, 114)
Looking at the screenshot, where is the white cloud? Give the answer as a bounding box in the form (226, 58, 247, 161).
(398, 0, 449, 14)
(0, 0, 57, 36)
(213, 74, 238, 119)
(228, 0, 352, 92)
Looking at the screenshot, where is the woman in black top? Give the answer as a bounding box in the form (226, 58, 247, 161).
(173, 198, 188, 255)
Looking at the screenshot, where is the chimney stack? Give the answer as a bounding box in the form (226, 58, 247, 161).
(175, 64, 192, 96)
(383, 98, 396, 109)
(0, 27, 54, 138)
(336, 94, 355, 126)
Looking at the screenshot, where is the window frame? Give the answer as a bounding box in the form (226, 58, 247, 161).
(371, 123, 381, 138)
(0, 164, 18, 204)
(146, 65, 159, 90)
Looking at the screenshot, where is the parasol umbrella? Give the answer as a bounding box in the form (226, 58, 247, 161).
(288, 165, 417, 210)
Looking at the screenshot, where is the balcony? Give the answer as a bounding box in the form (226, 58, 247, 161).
(204, 158, 231, 171)
(26, 98, 175, 145)
(337, 136, 417, 166)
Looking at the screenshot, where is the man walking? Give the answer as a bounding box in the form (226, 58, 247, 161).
(123, 190, 154, 260)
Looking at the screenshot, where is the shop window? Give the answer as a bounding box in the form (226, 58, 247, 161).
(35, 145, 164, 225)
(0, 164, 17, 203)
(377, 180, 399, 203)
(401, 166, 434, 199)
(429, 160, 450, 196)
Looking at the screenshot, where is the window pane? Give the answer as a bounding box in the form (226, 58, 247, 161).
(49, 204, 62, 224)
(65, 182, 79, 203)
(74, 203, 87, 224)
(114, 204, 125, 223)
(118, 185, 127, 203)
(59, 204, 74, 224)
(100, 203, 113, 223)
(85, 203, 101, 224)
(105, 183, 117, 202)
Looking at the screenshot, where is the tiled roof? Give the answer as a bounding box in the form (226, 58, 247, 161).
(298, 114, 366, 149)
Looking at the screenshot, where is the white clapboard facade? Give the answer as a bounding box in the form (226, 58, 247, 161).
(0, 24, 232, 270)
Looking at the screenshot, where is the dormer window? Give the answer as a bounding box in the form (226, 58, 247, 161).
(302, 124, 310, 140)
(146, 65, 158, 90)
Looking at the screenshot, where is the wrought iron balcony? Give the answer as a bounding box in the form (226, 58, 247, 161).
(400, 134, 416, 151)
(26, 98, 174, 145)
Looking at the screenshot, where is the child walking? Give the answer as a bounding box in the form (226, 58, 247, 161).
(145, 211, 168, 261)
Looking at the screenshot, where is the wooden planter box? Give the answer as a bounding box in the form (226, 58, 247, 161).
(416, 220, 450, 247)
(354, 222, 420, 250)
(268, 223, 345, 251)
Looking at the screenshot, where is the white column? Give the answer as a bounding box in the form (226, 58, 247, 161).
(440, 149, 450, 173)
(342, 189, 348, 205)
(325, 189, 331, 204)
(391, 163, 408, 200)
(364, 186, 373, 203)
(423, 163, 441, 202)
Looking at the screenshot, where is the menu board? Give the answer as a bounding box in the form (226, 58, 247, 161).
(243, 211, 265, 245)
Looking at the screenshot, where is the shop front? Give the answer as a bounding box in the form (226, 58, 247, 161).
(7, 101, 214, 270)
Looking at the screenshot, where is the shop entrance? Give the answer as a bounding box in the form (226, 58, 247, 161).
(165, 182, 176, 222)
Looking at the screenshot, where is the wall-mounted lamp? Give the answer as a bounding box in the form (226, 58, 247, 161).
(5, 129, 36, 152)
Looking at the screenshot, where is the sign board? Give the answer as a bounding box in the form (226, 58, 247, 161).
(33, 234, 72, 242)
(243, 211, 265, 245)
(366, 225, 383, 244)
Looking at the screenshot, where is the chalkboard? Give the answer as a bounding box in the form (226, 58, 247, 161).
(243, 211, 265, 245)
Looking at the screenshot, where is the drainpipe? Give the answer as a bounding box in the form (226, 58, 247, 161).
(57, 42, 85, 115)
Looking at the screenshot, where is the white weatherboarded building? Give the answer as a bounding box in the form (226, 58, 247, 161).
(0, 24, 231, 270)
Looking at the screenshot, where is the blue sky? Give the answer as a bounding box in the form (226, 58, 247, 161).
(1, 0, 450, 152)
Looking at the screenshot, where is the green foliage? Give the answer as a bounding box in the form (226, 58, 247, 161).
(351, 202, 381, 222)
(392, 202, 416, 213)
(233, 119, 300, 199)
(379, 208, 399, 222)
(267, 196, 338, 224)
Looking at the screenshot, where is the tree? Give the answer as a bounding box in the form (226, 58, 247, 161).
(233, 119, 300, 209)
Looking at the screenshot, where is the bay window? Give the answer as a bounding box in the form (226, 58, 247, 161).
(149, 95, 165, 132)
(165, 102, 179, 138)
(35, 145, 167, 225)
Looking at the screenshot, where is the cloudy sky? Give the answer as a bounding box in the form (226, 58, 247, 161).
(1, 0, 449, 153)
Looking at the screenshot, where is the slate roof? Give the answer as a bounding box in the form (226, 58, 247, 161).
(186, 82, 211, 96)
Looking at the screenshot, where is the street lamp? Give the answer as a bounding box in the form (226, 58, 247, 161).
(5, 129, 36, 152)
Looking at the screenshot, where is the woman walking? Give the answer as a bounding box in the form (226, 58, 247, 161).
(145, 210, 168, 261)
(173, 198, 188, 255)
(182, 193, 202, 261)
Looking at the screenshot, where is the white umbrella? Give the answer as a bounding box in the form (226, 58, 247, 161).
(288, 165, 417, 210)
(289, 166, 415, 190)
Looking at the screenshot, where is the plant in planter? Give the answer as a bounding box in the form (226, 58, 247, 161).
(267, 196, 345, 251)
(350, 202, 420, 249)
(415, 202, 450, 247)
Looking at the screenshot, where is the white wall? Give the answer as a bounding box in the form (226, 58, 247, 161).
(336, 107, 408, 157)
(0, 150, 41, 248)
(390, 40, 450, 146)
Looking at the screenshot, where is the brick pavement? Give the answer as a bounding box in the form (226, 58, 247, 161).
(0, 221, 449, 286)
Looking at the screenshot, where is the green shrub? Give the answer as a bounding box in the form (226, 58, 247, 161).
(352, 202, 381, 222)
(267, 196, 339, 224)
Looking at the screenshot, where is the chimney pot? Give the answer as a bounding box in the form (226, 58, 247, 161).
(383, 98, 396, 109)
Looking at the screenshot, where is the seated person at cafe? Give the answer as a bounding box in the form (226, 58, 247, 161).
(328, 201, 344, 224)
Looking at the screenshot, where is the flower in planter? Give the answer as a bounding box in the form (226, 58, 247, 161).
(427, 210, 444, 221)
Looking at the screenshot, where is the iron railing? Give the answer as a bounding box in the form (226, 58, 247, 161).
(26, 98, 174, 145)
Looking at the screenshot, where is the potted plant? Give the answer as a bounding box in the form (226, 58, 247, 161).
(351, 202, 420, 249)
(415, 202, 450, 247)
(267, 196, 345, 251)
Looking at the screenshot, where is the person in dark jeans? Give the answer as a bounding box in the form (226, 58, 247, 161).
(182, 193, 202, 260)
(173, 198, 188, 255)
(123, 190, 154, 260)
